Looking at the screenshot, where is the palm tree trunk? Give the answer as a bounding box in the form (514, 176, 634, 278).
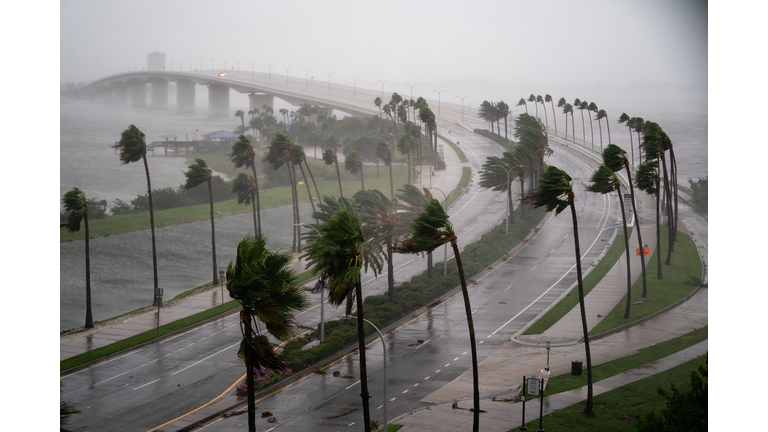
(588, 114, 594, 147)
(451, 238, 480, 432)
(597, 121, 603, 151)
(655, 179, 663, 280)
(250, 164, 261, 236)
(208, 179, 219, 285)
(334, 157, 343, 197)
(355, 281, 372, 432)
(550, 101, 557, 134)
(84, 213, 93, 328)
(386, 238, 395, 301)
(571, 113, 575, 140)
(243, 311, 256, 432)
(580, 111, 585, 143)
(406, 148, 411, 184)
(605, 118, 611, 144)
(671, 150, 679, 243)
(359, 163, 365, 191)
(303, 157, 322, 210)
(542, 103, 548, 131)
(298, 164, 316, 213)
(427, 251, 433, 279)
(660, 153, 673, 265)
(617, 188, 631, 319)
(388, 159, 394, 201)
(625, 165, 648, 298)
(519, 177, 525, 218)
(507, 182, 515, 225)
(627, 126, 635, 171)
(567, 197, 594, 415)
(142, 153, 160, 306)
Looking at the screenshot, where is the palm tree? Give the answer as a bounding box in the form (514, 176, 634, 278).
(303, 209, 384, 432)
(299, 148, 322, 208)
(517, 97, 528, 114)
(575, 99, 586, 143)
(61, 187, 95, 328)
(292, 145, 316, 214)
(597, 109, 611, 144)
(480, 155, 515, 225)
(562, 103, 574, 141)
(322, 148, 343, 197)
(618, 113, 635, 169)
(587, 102, 597, 147)
(396, 184, 435, 278)
(497, 100, 511, 140)
(631, 117, 645, 168)
(235, 109, 245, 133)
(602, 144, 648, 298)
(587, 164, 633, 319)
(642, 123, 675, 266)
(529, 94, 538, 120)
(354, 189, 407, 302)
(537, 95, 548, 131)
(226, 233, 310, 432)
(111, 125, 160, 305)
(263, 133, 302, 253)
(546, 94, 557, 134)
(183, 158, 219, 285)
(635, 160, 663, 280)
(345, 150, 365, 190)
(478, 100, 497, 134)
(228, 135, 262, 235)
(376, 141, 394, 199)
(395, 199, 482, 430)
(595, 109, 607, 151)
(231, 173, 259, 235)
(523, 165, 594, 415)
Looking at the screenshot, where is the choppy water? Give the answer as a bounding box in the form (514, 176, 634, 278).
(59, 98, 707, 331)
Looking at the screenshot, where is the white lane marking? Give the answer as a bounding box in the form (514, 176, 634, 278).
(402, 389, 409, 394)
(424, 376, 430, 380)
(531, 266, 537, 272)
(454, 357, 459, 361)
(171, 341, 239, 375)
(504, 285, 513, 292)
(445, 363, 450, 367)
(435, 369, 441, 374)
(414, 339, 431, 349)
(133, 379, 161, 390)
(346, 380, 361, 390)
(377, 405, 383, 410)
(462, 352, 467, 355)
(390, 397, 397, 402)
(414, 383, 419, 387)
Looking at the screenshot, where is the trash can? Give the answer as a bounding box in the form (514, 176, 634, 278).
(571, 360, 582, 376)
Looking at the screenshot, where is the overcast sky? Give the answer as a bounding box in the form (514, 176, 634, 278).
(59, 0, 708, 112)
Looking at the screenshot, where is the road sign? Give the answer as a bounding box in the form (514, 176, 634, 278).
(636, 247, 649, 256)
(539, 370, 551, 391)
(527, 376, 539, 396)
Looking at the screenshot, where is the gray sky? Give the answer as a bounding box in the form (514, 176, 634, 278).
(60, 0, 707, 111)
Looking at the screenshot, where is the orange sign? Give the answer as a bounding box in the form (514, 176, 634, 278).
(636, 248, 649, 256)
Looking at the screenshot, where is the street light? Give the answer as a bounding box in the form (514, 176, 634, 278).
(285, 66, 291, 84)
(326, 72, 334, 93)
(302, 69, 311, 89)
(296, 223, 325, 342)
(266, 64, 273, 81)
(249, 62, 257, 79)
(434, 90, 446, 115)
(378, 79, 388, 99)
(429, 187, 464, 275)
(344, 315, 388, 432)
(236, 60, 244, 76)
(351, 75, 360, 98)
(456, 96, 469, 124)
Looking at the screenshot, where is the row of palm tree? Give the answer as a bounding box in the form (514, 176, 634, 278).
(478, 100, 511, 140)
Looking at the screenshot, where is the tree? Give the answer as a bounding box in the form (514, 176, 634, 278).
(546, 94, 557, 134)
(231, 173, 260, 235)
(595, 109, 610, 151)
(587, 102, 597, 147)
(226, 233, 310, 432)
(562, 103, 573, 140)
(111, 125, 160, 305)
(396, 184, 435, 278)
(517, 97, 528, 114)
(302, 209, 384, 432)
(395, 199, 482, 431)
(537, 95, 548, 131)
(61, 187, 95, 328)
(183, 158, 219, 285)
(322, 148, 343, 197)
(354, 189, 407, 302)
(345, 150, 365, 190)
(60, 382, 81, 428)
(636, 360, 707, 432)
(642, 123, 675, 266)
(235, 109, 245, 133)
(228, 135, 262, 235)
(636, 161, 663, 279)
(587, 164, 633, 318)
(264, 133, 302, 253)
(376, 141, 394, 199)
(602, 144, 648, 298)
(479, 156, 515, 225)
(523, 165, 594, 415)
(529, 94, 538, 120)
(497, 100, 510, 140)
(575, 99, 586, 143)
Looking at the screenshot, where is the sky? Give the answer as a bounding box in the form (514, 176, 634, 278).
(59, 0, 708, 113)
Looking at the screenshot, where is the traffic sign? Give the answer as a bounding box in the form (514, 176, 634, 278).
(527, 376, 539, 396)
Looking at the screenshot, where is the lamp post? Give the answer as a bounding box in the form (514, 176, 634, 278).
(434, 90, 446, 115)
(378, 80, 388, 99)
(302, 69, 311, 89)
(351, 75, 360, 98)
(266, 64, 273, 81)
(296, 223, 325, 342)
(210, 59, 215, 72)
(284, 66, 291, 84)
(236, 60, 244, 76)
(405, 84, 417, 122)
(249, 62, 257, 79)
(429, 187, 464, 275)
(456, 96, 469, 124)
(344, 315, 388, 432)
(326, 72, 334, 93)
(188, 59, 193, 71)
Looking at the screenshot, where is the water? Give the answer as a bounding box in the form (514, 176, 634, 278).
(59, 92, 707, 331)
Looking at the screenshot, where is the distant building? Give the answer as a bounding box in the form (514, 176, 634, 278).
(147, 51, 165, 71)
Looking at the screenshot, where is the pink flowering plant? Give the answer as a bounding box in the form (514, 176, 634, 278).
(235, 362, 293, 396)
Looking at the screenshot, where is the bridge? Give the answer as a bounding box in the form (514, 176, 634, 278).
(84, 70, 477, 118)
(81, 69, 479, 123)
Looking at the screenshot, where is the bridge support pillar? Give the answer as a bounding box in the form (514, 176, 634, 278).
(176, 81, 196, 113)
(207, 84, 230, 117)
(129, 83, 146, 107)
(322, 106, 335, 118)
(112, 86, 128, 105)
(248, 93, 274, 112)
(150, 81, 168, 110)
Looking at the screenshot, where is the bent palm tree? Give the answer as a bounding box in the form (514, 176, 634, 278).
(235, 109, 245, 132)
(226, 233, 309, 432)
(636, 160, 663, 280)
(588, 164, 632, 319)
(546, 94, 557, 133)
(61, 187, 95, 329)
(264, 133, 302, 252)
(524, 165, 594, 415)
(111, 125, 160, 305)
(376, 141, 394, 199)
(303, 210, 383, 432)
(345, 151, 365, 190)
(517, 97, 528, 114)
(183, 158, 219, 285)
(322, 148, 343, 197)
(395, 200, 481, 431)
(232, 173, 259, 235)
(228, 135, 262, 235)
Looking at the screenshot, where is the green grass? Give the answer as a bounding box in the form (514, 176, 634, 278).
(438, 134, 469, 162)
(589, 226, 702, 335)
(523, 228, 631, 335)
(376, 424, 403, 432)
(444, 167, 472, 208)
(514, 354, 707, 432)
(61, 157, 411, 242)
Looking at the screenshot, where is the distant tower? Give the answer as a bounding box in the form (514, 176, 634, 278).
(147, 51, 165, 71)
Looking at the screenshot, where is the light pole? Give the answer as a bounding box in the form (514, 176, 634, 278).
(210, 59, 215, 72)
(351, 75, 360, 98)
(434, 90, 446, 115)
(456, 96, 469, 124)
(284, 66, 291, 84)
(378, 79, 388, 99)
(296, 223, 325, 342)
(429, 187, 464, 275)
(236, 60, 243, 76)
(302, 69, 311, 89)
(344, 315, 388, 432)
(326, 72, 334, 93)
(266, 64, 273, 81)
(223, 59, 228, 72)
(405, 84, 417, 122)
(249, 62, 257, 79)
(199, 59, 204, 72)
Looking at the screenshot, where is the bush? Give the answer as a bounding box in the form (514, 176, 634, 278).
(687, 176, 707, 215)
(636, 358, 707, 432)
